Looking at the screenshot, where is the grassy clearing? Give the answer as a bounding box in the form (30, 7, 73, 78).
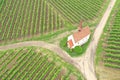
(60, 35, 91, 57)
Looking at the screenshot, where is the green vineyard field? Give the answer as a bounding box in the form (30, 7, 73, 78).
(0, 0, 64, 43)
(0, 0, 105, 43)
(103, 9, 120, 69)
(97, 7, 120, 69)
(47, 0, 105, 23)
(0, 47, 83, 80)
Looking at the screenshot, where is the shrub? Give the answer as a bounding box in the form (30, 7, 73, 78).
(73, 46, 82, 54)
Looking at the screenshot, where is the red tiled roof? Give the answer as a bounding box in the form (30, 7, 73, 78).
(68, 39, 74, 48)
(73, 26, 90, 43)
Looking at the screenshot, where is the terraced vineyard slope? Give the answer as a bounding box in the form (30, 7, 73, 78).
(0, 47, 83, 80)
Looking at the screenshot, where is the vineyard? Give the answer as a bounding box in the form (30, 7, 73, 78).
(0, 0, 118, 79)
(0, 0, 106, 43)
(95, 1, 120, 79)
(95, 1, 120, 70)
(0, 0, 64, 43)
(47, 0, 105, 23)
(0, 47, 83, 80)
(103, 9, 120, 69)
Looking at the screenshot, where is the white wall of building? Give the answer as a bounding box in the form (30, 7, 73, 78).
(68, 35, 76, 47)
(75, 34, 90, 47)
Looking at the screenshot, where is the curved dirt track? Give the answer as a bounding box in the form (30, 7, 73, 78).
(0, 0, 116, 80)
(0, 41, 82, 74)
(0, 41, 75, 65)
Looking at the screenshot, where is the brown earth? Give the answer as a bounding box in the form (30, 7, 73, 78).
(96, 62, 120, 80)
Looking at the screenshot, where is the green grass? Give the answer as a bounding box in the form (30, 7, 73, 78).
(30, 22, 76, 42)
(60, 35, 91, 57)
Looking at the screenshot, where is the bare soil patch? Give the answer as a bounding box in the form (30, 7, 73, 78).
(96, 62, 120, 80)
(69, 74, 77, 80)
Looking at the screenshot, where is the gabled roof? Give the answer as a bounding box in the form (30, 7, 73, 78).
(68, 39, 74, 48)
(73, 26, 90, 43)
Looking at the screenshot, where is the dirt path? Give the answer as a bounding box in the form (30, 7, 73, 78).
(0, 41, 75, 64)
(74, 0, 116, 80)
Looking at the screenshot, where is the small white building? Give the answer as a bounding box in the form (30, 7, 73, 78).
(67, 22, 90, 49)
